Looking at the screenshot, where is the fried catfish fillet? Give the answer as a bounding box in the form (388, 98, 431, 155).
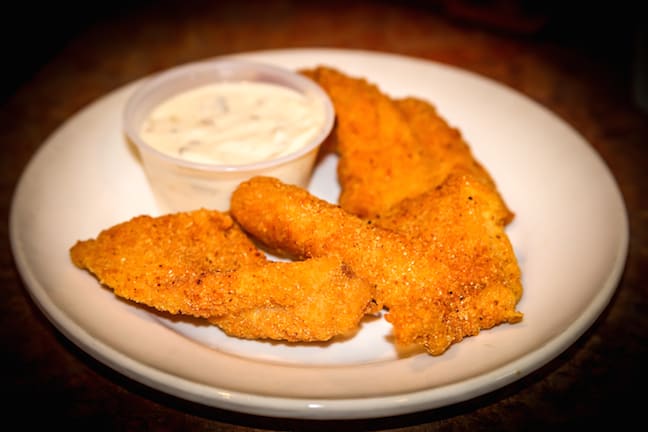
(300, 66, 434, 219)
(230, 176, 522, 355)
(394, 96, 514, 224)
(70, 209, 377, 342)
(372, 175, 523, 350)
(300, 66, 512, 222)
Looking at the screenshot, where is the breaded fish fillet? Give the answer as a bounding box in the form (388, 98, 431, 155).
(301, 66, 513, 222)
(230, 176, 522, 355)
(395, 96, 514, 224)
(201, 257, 379, 342)
(70, 209, 377, 342)
(301, 66, 434, 218)
(373, 175, 523, 349)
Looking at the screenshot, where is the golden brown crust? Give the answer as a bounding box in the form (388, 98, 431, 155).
(301, 66, 433, 218)
(70, 208, 377, 342)
(394, 96, 514, 223)
(70, 209, 266, 316)
(231, 176, 522, 355)
(301, 66, 513, 223)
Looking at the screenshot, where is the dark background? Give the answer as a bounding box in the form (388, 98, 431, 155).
(2, 1, 645, 430)
(1, 1, 643, 106)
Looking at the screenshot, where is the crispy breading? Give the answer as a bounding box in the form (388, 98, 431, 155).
(301, 66, 513, 223)
(230, 176, 522, 355)
(301, 66, 434, 219)
(206, 257, 380, 342)
(373, 174, 523, 350)
(394, 96, 514, 224)
(202, 257, 379, 342)
(70, 209, 265, 316)
(70, 209, 377, 342)
(231, 176, 407, 308)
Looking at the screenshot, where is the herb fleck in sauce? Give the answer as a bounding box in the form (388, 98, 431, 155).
(140, 81, 326, 165)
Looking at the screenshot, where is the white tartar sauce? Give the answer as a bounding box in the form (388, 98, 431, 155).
(140, 81, 326, 165)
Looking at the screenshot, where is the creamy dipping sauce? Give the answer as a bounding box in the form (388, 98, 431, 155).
(140, 81, 326, 165)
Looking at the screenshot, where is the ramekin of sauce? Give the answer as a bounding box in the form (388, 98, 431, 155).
(123, 58, 334, 212)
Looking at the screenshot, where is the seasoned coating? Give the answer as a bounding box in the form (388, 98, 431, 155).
(395, 96, 514, 224)
(232, 177, 407, 307)
(373, 174, 523, 348)
(70, 209, 265, 316)
(70, 209, 377, 342)
(301, 66, 434, 218)
(202, 258, 379, 342)
(301, 66, 513, 222)
(206, 255, 380, 342)
(230, 176, 522, 355)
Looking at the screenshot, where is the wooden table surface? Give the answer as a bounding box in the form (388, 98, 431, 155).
(2, 1, 646, 430)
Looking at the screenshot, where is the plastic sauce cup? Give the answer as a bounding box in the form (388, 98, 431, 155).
(123, 58, 334, 213)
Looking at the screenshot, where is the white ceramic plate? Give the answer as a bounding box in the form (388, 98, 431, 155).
(9, 48, 628, 420)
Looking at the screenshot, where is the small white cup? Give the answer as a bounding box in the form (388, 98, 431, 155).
(123, 58, 334, 213)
